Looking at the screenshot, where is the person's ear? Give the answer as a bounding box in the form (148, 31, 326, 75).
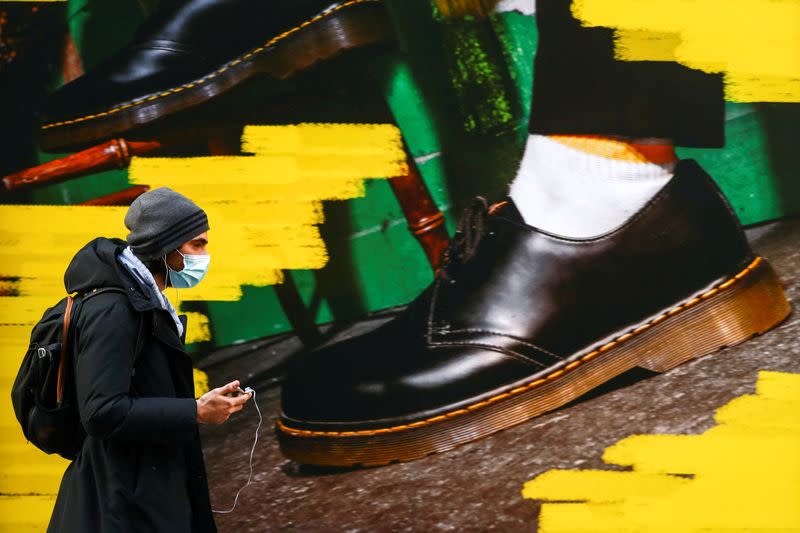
(165, 249, 185, 272)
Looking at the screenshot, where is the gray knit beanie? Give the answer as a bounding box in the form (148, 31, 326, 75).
(124, 187, 209, 260)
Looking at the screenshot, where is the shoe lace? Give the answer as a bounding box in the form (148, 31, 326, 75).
(438, 196, 490, 282)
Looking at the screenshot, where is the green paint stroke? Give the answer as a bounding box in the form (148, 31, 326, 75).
(441, 17, 521, 136)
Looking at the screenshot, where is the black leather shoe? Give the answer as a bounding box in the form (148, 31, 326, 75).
(276, 160, 791, 466)
(39, 0, 392, 151)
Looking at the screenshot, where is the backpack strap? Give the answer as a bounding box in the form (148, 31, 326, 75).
(56, 287, 147, 404)
(81, 287, 128, 301)
(56, 296, 76, 405)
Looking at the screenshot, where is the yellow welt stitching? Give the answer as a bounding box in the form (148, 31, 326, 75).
(42, 0, 376, 129)
(683, 297, 701, 308)
(701, 288, 720, 298)
(651, 314, 668, 325)
(598, 341, 616, 352)
(278, 257, 763, 438)
(581, 351, 599, 362)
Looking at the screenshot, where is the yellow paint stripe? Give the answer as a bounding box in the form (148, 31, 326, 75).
(522, 371, 800, 531)
(572, 0, 800, 102)
(193, 369, 210, 397)
(184, 312, 212, 344)
(0, 496, 59, 533)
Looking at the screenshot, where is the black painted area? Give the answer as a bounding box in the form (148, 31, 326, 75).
(199, 219, 800, 532)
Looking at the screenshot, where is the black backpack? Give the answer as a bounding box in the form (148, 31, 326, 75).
(10, 287, 146, 460)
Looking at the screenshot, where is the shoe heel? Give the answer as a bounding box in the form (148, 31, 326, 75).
(260, 1, 395, 78)
(637, 257, 791, 373)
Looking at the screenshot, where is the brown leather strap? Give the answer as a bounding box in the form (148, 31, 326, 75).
(57, 296, 75, 405)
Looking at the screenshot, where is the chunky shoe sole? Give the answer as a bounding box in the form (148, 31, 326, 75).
(276, 256, 791, 467)
(39, 0, 393, 151)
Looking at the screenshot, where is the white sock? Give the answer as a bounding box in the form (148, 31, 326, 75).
(508, 134, 677, 238)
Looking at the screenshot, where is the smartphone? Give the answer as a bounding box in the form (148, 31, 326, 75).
(226, 386, 254, 397)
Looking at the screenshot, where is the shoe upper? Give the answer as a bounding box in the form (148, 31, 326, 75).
(280, 160, 752, 427)
(41, 0, 348, 125)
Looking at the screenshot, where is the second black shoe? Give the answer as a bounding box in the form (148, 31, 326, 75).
(39, 0, 393, 151)
(276, 160, 791, 466)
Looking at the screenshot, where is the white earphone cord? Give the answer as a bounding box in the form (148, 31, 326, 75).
(212, 389, 262, 514)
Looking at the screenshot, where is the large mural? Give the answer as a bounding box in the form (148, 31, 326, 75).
(1, 0, 798, 531)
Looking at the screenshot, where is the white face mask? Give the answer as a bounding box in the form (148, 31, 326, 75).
(165, 249, 210, 288)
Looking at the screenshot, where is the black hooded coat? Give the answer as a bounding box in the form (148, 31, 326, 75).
(46, 236, 216, 532)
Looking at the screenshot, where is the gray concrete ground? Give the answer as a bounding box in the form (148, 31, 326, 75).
(198, 219, 800, 532)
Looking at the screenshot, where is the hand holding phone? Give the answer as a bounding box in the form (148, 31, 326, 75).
(228, 386, 254, 397)
(197, 380, 252, 424)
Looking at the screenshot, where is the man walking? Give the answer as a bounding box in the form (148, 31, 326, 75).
(48, 187, 251, 532)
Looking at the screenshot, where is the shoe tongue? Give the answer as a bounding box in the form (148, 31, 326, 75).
(488, 196, 525, 223)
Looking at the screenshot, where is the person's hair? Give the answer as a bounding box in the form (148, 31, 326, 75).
(141, 255, 167, 280)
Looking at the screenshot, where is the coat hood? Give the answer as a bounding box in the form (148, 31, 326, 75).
(63, 237, 159, 312)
